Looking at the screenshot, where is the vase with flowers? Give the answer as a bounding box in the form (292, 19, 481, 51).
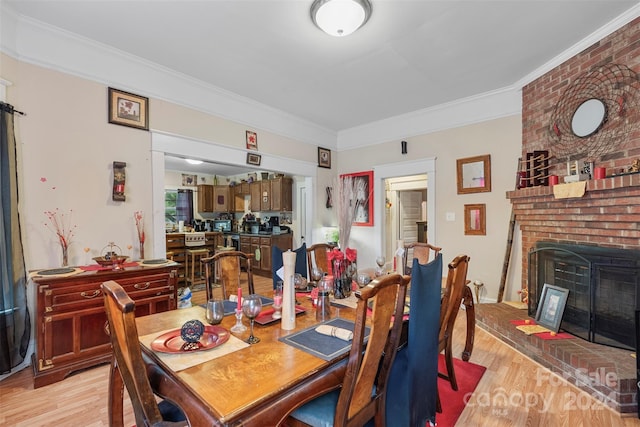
(44, 209, 77, 267)
(134, 211, 145, 260)
(328, 247, 357, 299)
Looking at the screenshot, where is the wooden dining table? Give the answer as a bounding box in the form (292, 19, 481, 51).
(136, 298, 356, 427)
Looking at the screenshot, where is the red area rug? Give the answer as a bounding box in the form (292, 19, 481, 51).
(436, 355, 486, 427)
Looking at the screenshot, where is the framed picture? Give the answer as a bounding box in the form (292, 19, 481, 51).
(108, 87, 149, 130)
(246, 131, 258, 150)
(318, 147, 331, 168)
(457, 154, 491, 194)
(247, 152, 261, 166)
(464, 204, 486, 235)
(341, 170, 374, 226)
(181, 173, 197, 186)
(535, 284, 569, 333)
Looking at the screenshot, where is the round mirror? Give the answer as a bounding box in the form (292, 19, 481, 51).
(571, 98, 606, 137)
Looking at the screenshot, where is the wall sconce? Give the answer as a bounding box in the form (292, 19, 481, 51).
(401, 140, 407, 154)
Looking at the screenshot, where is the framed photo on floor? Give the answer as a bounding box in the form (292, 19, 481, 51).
(535, 284, 569, 333)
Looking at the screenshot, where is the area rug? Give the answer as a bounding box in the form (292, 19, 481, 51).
(436, 355, 486, 427)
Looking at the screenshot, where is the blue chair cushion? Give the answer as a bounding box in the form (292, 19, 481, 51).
(289, 389, 339, 427)
(272, 243, 307, 289)
(158, 399, 187, 422)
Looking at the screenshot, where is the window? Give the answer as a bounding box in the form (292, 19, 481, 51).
(165, 189, 194, 226)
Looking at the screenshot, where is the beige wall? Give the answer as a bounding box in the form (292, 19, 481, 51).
(5, 53, 522, 301)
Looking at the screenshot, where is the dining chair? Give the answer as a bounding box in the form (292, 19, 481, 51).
(101, 280, 188, 427)
(272, 243, 308, 289)
(202, 250, 254, 300)
(386, 253, 443, 426)
(286, 272, 410, 427)
(306, 243, 336, 276)
(402, 242, 442, 275)
(438, 255, 471, 396)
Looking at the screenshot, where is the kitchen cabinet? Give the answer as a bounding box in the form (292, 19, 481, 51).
(238, 233, 293, 276)
(233, 183, 249, 213)
(197, 184, 214, 212)
(31, 264, 178, 388)
(261, 181, 271, 211)
(250, 182, 261, 212)
(213, 185, 230, 212)
(270, 177, 293, 212)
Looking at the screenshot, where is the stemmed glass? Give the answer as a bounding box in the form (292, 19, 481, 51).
(242, 294, 263, 344)
(375, 256, 386, 277)
(310, 267, 323, 286)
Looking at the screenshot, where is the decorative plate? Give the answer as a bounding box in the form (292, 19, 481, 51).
(141, 258, 170, 265)
(37, 267, 76, 275)
(151, 325, 230, 353)
(255, 305, 306, 326)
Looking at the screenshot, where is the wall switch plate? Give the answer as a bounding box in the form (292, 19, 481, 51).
(446, 212, 455, 221)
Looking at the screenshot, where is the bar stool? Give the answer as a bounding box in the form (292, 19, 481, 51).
(185, 248, 210, 289)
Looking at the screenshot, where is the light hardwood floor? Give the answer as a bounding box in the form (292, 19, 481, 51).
(2, 275, 640, 426)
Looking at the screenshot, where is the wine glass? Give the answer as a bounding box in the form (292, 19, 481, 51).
(310, 267, 323, 286)
(356, 273, 371, 288)
(242, 294, 263, 344)
(205, 299, 225, 325)
(376, 256, 386, 269)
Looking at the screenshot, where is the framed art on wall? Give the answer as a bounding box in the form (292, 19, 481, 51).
(247, 152, 261, 166)
(457, 154, 491, 194)
(108, 87, 149, 130)
(246, 131, 258, 150)
(341, 170, 374, 226)
(318, 147, 331, 168)
(464, 203, 486, 235)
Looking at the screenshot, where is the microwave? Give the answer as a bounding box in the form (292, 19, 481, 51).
(211, 219, 232, 232)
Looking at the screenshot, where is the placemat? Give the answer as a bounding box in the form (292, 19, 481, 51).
(279, 318, 369, 361)
(29, 267, 83, 279)
(140, 328, 249, 372)
(330, 294, 358, 309)
(203, 296, 274, 316)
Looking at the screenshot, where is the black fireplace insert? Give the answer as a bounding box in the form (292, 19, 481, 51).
(529, 242, 640, 350)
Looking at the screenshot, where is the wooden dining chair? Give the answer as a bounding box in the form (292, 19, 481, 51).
(202, 250, 254, 300)
(306, 243, 336, 275)
(402, 242, 442, 275)
(286, 272, 410, 427)
(101, 280, 188, 427)
(438, 255, 471, 396)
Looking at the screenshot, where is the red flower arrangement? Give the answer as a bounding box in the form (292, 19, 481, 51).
(134, 211, 145, 259)
(328, 247, 358, 299)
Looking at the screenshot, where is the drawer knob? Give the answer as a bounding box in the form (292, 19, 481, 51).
(134, 282, 150, 290)
(80, 290, 101, 299)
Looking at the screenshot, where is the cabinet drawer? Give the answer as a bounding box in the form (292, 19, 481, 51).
(166, 234, 186, 248)
(42, 273, 172, 313)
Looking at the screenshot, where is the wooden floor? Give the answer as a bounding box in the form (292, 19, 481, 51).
(2, 275, 640, 426)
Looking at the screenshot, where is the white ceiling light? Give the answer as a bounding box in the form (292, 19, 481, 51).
(311, 0, 372, 37)
(185, 159, 203, 165)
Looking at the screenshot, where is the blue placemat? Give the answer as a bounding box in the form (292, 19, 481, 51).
(279, 318, 369, 361)
(201, 296, 273, 316)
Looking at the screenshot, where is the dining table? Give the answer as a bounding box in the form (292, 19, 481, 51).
(135, 296, 357, 427)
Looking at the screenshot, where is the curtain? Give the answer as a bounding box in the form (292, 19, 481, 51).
(176, 189, 193, 224)
(0, 102, 30, 375)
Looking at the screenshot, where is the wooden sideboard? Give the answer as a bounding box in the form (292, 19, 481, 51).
(31, 263, 178, 388)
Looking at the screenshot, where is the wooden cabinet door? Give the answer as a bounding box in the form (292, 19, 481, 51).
(271, 177, 293, 212)
(260, 237, 272, 272)
(261, 180, 271, 211)
(197, 185, 214, 212)
(250, 182, 261, 211)
(213, 186, 230, 212)
(250, 237, 261, 270)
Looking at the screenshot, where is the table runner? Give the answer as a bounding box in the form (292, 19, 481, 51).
(279, 317, 369, 361)
(140, 328, 249, 372)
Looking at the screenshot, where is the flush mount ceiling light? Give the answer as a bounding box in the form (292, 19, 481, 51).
(311, 0, 372, 37)
(185, 159, 203, 165)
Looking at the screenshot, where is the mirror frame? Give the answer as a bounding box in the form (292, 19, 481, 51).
(456, 154, 491, 194)
(464, 203, 486, 236)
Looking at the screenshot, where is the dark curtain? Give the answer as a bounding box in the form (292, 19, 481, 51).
(176, 189, 193, 224)
(0, 102, 30, 375)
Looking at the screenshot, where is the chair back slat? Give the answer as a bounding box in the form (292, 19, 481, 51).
(202, 251, 254, 300)
(102, 280, 164, 427)
(334, 273, 410, 427)
(306, 243, 336, 274)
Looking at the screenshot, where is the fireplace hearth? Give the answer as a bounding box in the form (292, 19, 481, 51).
(529, 242, 640, 350)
